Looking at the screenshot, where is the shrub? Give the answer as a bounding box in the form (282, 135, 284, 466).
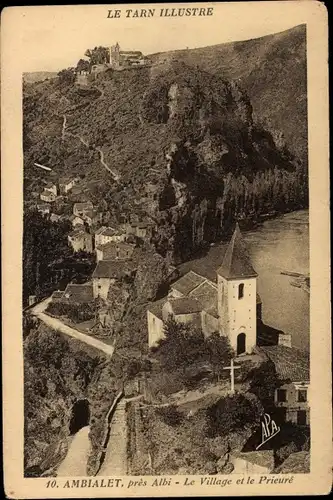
(206, 393, 262, 438)
(156, 404, 183, 427)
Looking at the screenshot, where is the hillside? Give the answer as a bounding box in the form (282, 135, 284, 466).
(23, 29, 308, 263)
(23, 71, 58, 84)
(150, 24, 307, 165)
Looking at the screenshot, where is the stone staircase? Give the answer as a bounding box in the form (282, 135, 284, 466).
(97, 399, 128, 476)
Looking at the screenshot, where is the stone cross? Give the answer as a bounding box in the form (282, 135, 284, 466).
(223, 358, 241, 394)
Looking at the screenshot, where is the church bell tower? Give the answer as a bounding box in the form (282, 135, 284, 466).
(217, 223, 258, 355)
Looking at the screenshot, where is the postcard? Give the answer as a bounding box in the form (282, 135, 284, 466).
(1, 1, 331, 498)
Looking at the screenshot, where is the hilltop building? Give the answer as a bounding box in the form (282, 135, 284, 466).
(147, 224, 290, 352)
(109, 42, 150, 69)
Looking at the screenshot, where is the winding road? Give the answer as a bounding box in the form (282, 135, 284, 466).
(56, 427, 91, 477)
(31, 298, 115, 356)
(61, 85, 121, 182)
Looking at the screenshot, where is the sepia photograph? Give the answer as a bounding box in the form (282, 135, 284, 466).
(2, 2, 331, 498)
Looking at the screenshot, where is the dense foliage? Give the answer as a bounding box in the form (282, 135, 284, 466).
(150, 318, 233, 393)
(206, 393, 262, 438)
(23, 210, 95, 305)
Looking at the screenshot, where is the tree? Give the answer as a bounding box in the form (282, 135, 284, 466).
(84, 46, 109, 65)
(205, 332, 234, 381)
(57, 68, 75, 85)
(206, 393, 262, 438)
(155, 316, 209, 375)
(248, 360, 282, 411)
(76, 58, 90, 73)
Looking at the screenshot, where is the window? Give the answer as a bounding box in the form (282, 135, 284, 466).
(277, 389, 287, 402)
(297, 410, 307, 426)
(238, 283, 244, 299)
(297, 389, 307, 402)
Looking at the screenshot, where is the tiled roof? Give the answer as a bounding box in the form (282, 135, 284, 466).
(96, 241, 135, 259)
(169, 297, 202, 315)
(41, 190, 54, 197)
(259, 345, 309, 382)
(190, 280, 218, 318)
(147, 298, 167, 320)
(92, 260, 134, 279)
(171, 271, 206, 296)
(69, 214, 84, 222)
(101, 227, 119, 236)
(232, 450, 274, 470)
(84, 209, 100, 220)
(74, 202, 93, 211)
(120, 51, 143, 56)
(68, 229, 90, 239)
(62, 283, 94, 303)
(95, 226, 107, 235)
(99, 241, 135, 251)
(60, 176, 76, 184)
(177, 244, 228, 282)
(217, 224, 257, 279)
(275, 451, 310, 473)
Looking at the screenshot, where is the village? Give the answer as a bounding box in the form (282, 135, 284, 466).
(28, 170, 310, 475)
(23, 35, 311, 478)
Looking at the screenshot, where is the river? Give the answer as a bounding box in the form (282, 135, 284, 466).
(243, 210, 309, 351)
(180, 210, 310, 351)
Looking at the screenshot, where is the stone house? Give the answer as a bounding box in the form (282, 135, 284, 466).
(124, 220, 155, 240)
(95, 240, 135, 262)
(94, 226, 126, 247)
(37, 203, 50, 215)
(40, 190, 56, 203)
(69, 214, 85, 228)
(259, 345, 310, 426)
(59, 176, 79, 195)
(73, 201, 94, 218)
(92, 260, 135, 300)
(44, 182, 57, 196)
(50, 213, 61, 223)
(60, 283, 94, 304)
(82, 209, 102, 227)
(68, 229, 93, 253)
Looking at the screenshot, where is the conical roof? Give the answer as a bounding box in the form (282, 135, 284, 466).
(217, 223, 257, 279)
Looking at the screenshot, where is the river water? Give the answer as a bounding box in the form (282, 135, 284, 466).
(243, 209, 309, 351)
(180, 209, 309, 351)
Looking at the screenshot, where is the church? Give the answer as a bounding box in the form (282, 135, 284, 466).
(147, 224, 289, 353)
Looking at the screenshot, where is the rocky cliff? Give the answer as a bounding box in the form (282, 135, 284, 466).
(23, 28, 307, 264)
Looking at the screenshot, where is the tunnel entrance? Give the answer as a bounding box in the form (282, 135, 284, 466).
(69, 399, 90, 435)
